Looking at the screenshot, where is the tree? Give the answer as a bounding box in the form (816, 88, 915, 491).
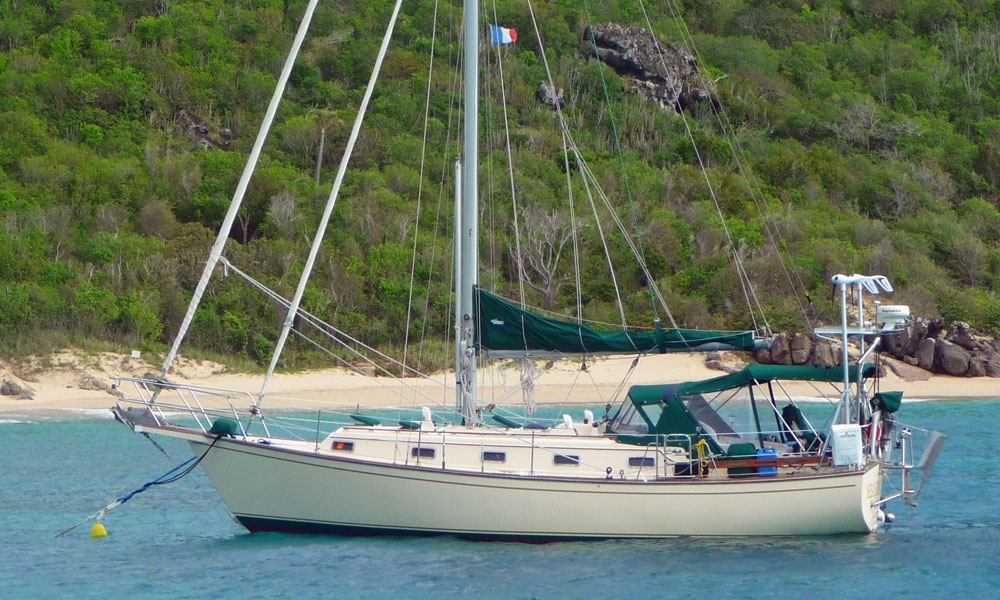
(311, 108, 339, 185)
(508, 207, 575, 311)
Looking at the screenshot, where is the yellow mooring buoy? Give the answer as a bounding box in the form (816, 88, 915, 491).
(91, 522, 107, 538)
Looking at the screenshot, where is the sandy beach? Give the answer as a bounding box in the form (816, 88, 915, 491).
(1, 349, 997, 415)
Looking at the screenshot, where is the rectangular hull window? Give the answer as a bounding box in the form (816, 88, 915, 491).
(482, 451, 506, 462)
(411, 447, 435, 458)
(553, 454, 580, 465)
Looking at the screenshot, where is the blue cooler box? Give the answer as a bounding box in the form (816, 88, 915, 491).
(756, 447, 778, 477)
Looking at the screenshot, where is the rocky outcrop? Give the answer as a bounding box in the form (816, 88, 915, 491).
(760, 317, 1000, 378)
(537, 81, 564, 109)
(899, 318, 1000, 377)
(178, 109, 235, 150)
(752, 334, 839, 368)
(1, 379, 34, 400)
(584, 23, 719, 114)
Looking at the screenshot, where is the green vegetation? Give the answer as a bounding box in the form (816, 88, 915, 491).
(1, 1, 999, 371)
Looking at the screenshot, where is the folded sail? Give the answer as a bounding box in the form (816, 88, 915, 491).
(476, 288, 755, 355)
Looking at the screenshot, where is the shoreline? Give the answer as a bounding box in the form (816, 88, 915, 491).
(2, 351, 997, 416)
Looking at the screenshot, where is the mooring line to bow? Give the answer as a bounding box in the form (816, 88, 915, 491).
(57, 435, 223, 538)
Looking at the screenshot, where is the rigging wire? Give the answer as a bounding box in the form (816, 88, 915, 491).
(415, 40, 462, 379)
(628, 0, 766, 336)
(483, 1, 497, 293)
(258, 0, 407, 406)
(561, 128, 585, 332)
(289, 328, 460, 416)
(523, 0, 630, 341)
(566, 138, 684, 333)
(522, 0, 687, 345)
(644, 0, 811, 334)
(441, 4, 464, 377)
(581, 0, 658, 316)
(653, 0, 778, 332)
(160, 0, 321, 379)
(218, 258, 452, 408)
(489, 0, 527, 308)
(401, 0, 442, 379)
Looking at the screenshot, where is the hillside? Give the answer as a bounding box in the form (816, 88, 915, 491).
(1, 0, 999, 371)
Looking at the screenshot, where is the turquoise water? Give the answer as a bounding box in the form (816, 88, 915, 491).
(2, 401, 998, 599)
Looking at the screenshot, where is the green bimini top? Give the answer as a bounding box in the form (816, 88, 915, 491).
(611, 363, 877, 450)
(627, 363, 878, 406)
(476, 287, 756, 355)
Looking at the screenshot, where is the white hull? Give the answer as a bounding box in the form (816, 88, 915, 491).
(175, 432, 882, 539)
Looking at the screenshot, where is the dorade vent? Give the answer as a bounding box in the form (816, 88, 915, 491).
(332, 441, 355, 451)
(553, 454, 580, 466)
(629, 457, 655, 467)
(411, 447, 436, 458)
(482, 451, 506, 463)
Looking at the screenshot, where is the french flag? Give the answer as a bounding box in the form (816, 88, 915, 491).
(489, 25, 517, 44)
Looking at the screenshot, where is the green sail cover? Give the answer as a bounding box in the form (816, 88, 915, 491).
(475, 288, 755, 354)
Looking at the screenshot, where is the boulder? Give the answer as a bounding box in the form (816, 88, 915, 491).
(706, 351, 746, 373)
(915, 338, 936, 371)
(77, 375, 111, 392)
(537, 81, 565, 109)
(769, 333, 791, 365)
(945, 321, 978, 351)
(811, 341, 835, 367)
(884, 359, 932, 381)
(934, 339, 971, 376)
(789, 333, 812, 364)
(967, 356, 987, 378)
(986, 360, 1000, 378)
(1, 380, 22, 396)
(753, 348, 773, 364)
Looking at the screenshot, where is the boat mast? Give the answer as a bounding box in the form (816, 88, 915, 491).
(458, 0, 479, 424)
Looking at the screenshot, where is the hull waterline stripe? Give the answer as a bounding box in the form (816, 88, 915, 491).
(234, 514, 866, 541)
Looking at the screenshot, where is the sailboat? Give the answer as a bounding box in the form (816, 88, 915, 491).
(110, 0, 943, 538)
